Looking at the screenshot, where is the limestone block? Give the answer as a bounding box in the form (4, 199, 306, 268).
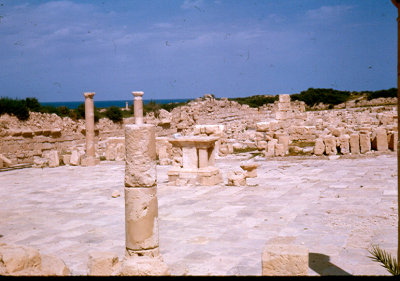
(261, 244, 308, 276)
(0, 157, 2, 169)
(372, 127, 388, 152)
(227, 170, 246, 186)
(256, 140, 268, 150)
(62, 154, 71, 165)
(323, 136, 337, 155)
(278, 102, 291, 111)
(278, 135, 290, 154)
(314, 138, 325, 156)
(125, 187, 159, 251)
(44, 150, 60, 168)
(279, 94, 291, 103)
(0, 154, 12, 167)
(50, 128, 62, 138)
(350, 134, 360, 154)
(125, 124, 157, 187)
(33, 156, 48, 168)
(265, 139, 277, 157)
(105, 144, 117, 161)
(337, 135, 350, 155)
(388, 131, 398, 151)
(40, 254, 70, 276)
(360, 133, 371, 154)
(275, 143, 285, 157)
(116, 143, 125, 161)
(22, 130, 34, 138)
(255, 132, 265, 141)
(88, 251, 121, 276)
(0, 244, 41, 275)
(70, 150, 81, 166)
(120, 255, 169, 276)
(332, 128, 343, 137)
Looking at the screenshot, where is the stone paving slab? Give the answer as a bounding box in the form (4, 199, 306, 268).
(0, 154, 397, 276)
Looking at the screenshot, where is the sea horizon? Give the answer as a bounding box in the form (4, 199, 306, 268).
(40, 98, 191, 109)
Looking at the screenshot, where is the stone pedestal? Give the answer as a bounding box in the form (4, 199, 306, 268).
(82, 92, 99, 166)
(167, 136, 222, 186)
(132, 91, 144, 125)
(121, 124, 168, 276)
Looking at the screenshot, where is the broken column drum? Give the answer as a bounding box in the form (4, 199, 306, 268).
(124, 124, 159, 256)
(132, 91, 144, 125)
(167, 136, 223, 186)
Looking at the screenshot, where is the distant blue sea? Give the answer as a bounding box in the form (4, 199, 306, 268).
(40, 99, 191, 109)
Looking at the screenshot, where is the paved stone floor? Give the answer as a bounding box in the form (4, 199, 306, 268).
(0, 153, 397, 276)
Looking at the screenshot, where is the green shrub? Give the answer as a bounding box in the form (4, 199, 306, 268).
(366, 88, 397, 100)
(25, 97, 41, 112)
(229, 95, 278, 108)
(0, 97, 30, 120)
(291, 88, 351, 107)
(105, 106, 123, 123)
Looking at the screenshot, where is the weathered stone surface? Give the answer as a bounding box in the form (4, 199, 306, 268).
(62, 154, 71, 165)
(0, 244, 41, 275)
(40, 254, 70, 276)
(125, 187, 159, 251)
(360, 133, 371, 154)
(0, 154, 12, 167)
(372, 127, 388, 152)
(388, 131, 398, 151)
(120, 255, 169, 276)
(279, 94, 291, 103)
(275, 143, 285, 157)
(125, 124, 157, 187)
(44, 150, 60, 168)
(350, 134, 360, 154)
(323, 136, 337, 155)
(261, 244, 308, 276)
(227, 170, 247, 186)
(88, 251, 120, 276)
(337, 135, 350, 155)
(33, 156, 49, 168)
(314, 138, 325, 156)
(278, 135, 290, 154)
(70, 150, 81, 166)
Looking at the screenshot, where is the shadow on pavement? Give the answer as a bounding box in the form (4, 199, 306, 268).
(309, 253, 351, 276)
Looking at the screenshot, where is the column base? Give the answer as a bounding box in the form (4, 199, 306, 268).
(120, 251, 169, 276)
(167, 166, 223, 186)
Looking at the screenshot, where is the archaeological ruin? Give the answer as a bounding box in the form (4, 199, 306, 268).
(0, 91, 398, 276)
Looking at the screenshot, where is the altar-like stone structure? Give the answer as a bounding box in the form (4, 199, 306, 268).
(167, 136, 222, 186)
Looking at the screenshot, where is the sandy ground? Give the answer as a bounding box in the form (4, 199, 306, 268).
(0, 152, 397, 276)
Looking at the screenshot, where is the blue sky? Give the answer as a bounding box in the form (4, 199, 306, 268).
(0, 0, 397, 102)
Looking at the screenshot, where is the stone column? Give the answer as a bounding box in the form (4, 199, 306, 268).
(132, 91, 144, 125)
(121, 124, 168, 275)
(82, 92, 99, 166)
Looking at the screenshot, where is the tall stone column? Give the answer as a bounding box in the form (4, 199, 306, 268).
(132, 91, 144, 125)
(82, 92, 99, 166)
(121, 124, 168, 276)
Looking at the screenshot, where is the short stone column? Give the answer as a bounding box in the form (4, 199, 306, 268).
(132, 91, 144, 125)
(121, 124, 168, 275)
(82, 92, 100, 166)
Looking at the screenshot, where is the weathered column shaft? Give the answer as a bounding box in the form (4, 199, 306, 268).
(124, 124, 159, 255)
(84, 92, 96, 158)
(132, 91, 144, 125)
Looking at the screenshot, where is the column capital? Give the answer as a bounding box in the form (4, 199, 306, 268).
(132, 91, 144, 98)
(84, 92, 95, 99)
